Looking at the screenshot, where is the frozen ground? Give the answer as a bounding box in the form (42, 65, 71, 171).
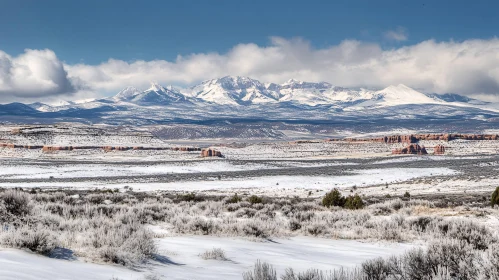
(1, 125, 499, 279)
(0, 236, 413, 280)
(0, 157, 458, 198)
(0, 153, 493, 198)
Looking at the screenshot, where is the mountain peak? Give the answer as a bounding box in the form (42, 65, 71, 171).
(376, 84, 438, 105)
(285, 78, 301, 84)
(281, 79, 332, 90)
(114, 86, 141, 100)
(378, 84, 420, 95)
(148, 82, 166, 92)
(218, 75, 260, 84)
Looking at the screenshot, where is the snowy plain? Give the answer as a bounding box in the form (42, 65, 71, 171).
(1, 125, 499, 280)
(0, 236, 414, 280)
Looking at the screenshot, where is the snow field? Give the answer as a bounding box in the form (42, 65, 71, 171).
(0, 236, 413, 280)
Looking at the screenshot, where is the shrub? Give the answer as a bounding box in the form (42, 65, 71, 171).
(241, 222, 267, 238)
(188, 217, 216, 235)
(362, 257, 390, 280)
(235, 207, 257, 218)
(199, 248, 228, 261)
(322, 189, 345, 208)
(281, 267, 363, 280)
(89, 222, 156, 267)
(1, 190, 32, 217)
(289, 219, 302, 231)
(248, 195, 263, 205)
(1, 225, 58, 254)
(344, 194, 364, 210)
(482, 243, 499, 279)
(491, 187, 499, 206)
(306, 223, 326, 236)
(431, 219, 494, 250)
(180, 192, 197, 202)
(404, 191, 411, 199)
(408, 216, 434, 232)
(242, 260, 277, 280)
(227, 193, 242, 204)
(281, 268, 326, 280)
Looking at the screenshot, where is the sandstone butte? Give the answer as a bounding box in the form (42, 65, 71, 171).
(392, 144, 428, 155)
(201, 148, 223, 158)
(434, 144, 446, 155)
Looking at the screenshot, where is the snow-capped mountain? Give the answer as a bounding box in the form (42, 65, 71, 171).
(27, 102, 56, 112)
(278, 79, 336, 105)
(113, 86, 141, 101)
(116, 83, 189, 105)
(185, 76, 281, 105)
(10, 76, 499, 129)
(374, 84, 439, 106)
(179, 77, 451, 107)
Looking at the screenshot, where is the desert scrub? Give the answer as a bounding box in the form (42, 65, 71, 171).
(250, 238, 498, 279)
(242, 260, 277, 280)
(1, 188, 499, 269)
(322, 188, 345, 208)
(199, 248, 228, 260)
(344, 194, 365, 210)
(247, 195, 264, 205)
(226, 193, 242, 204)
(0, 224, 58, 254)
(1, 189, 33, 219)
(0, 190, 157, 267)
(90, 221, 156, 266)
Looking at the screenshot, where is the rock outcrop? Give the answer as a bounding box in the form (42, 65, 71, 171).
(0, 143, 201, 153)
(392, 144, 428, 155)
(379, 135, 417, 144)
(42, 146, 73, 152)
(201, 148, 223, 157)
(328, 133, 499, 143)
(434, 144, 445, 155)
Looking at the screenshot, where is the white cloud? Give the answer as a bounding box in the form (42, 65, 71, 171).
(384, 27, 408, 41)
(3, 37, 499, 102)
(0, 49, 78, 100)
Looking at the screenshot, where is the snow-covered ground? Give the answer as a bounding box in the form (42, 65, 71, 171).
(0, 160, 356, 180)
(1, 125, 498, 280)
(125, 167, 456, 194)
(0, 161, 265, 179)
(0, 236, 414, 280)
(0, 165, 456, 197)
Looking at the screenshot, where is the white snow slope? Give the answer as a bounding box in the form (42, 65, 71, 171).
(0, 236, 414, 280)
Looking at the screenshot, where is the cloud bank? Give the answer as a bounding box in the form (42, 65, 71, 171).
(2, 37, 499, 102)
(0, 49, 78, 99)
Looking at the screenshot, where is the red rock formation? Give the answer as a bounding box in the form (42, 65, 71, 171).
(0, 143, 202, 152)
(42, 146, 73, 152)
(201, 148, 223, 157)
(380, 135, 417, 144)
(327, 133, 499, 143)
(434, 144, 445, 155)
(23, 145, 43, 149)
(71, 146, 101, 150)
(392, 144, 428, 155)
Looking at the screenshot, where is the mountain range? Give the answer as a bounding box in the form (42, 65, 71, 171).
(23, 75, 496, 110)
(0, 76, 498, 136)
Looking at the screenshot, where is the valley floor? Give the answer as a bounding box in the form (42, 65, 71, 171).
(1, 128, 499, 279)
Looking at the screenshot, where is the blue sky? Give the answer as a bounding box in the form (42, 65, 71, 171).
(1, 0, 497, 64)
(1, 0, 499, 102)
